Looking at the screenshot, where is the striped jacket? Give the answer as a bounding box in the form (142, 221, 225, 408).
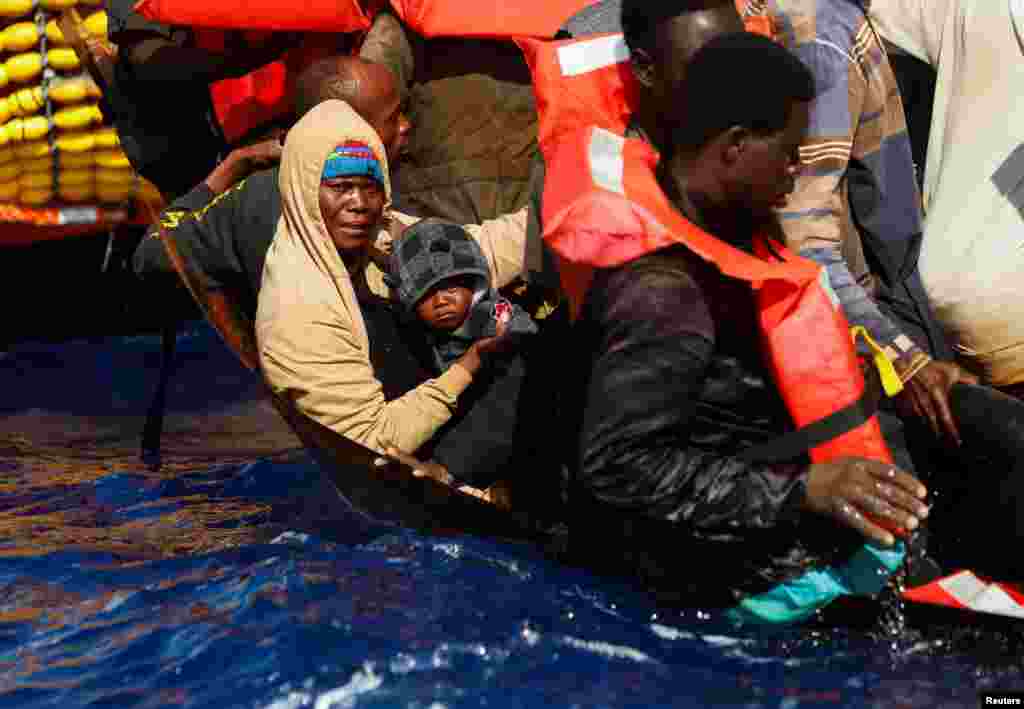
(742, 0, 949, 373)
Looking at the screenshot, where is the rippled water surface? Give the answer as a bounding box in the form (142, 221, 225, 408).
(2, 324, 1023, 708)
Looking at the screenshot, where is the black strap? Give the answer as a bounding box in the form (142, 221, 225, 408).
(738, 367, 884, 464)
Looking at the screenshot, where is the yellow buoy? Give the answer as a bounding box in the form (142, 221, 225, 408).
(18, 170, 52, 189)
(7, 85, 43, 118)
(58, 167, 93, 186)
(18, 186, 53, 205)
(58, 151, 96, 169)
(138, 179, 163, 204)
(0, 0, 33, 19)
(98, 184, 135, 203)
(23, 155, 95, 173)
(14, 139, 51, 159)
(60, 183, 95, 202)
(0, 65, 8, 90)
(44, 18, 66, 45)
(23, 152, 95, 171)
(54, 103, 102, 131)
(43, 14, 106, 44)
(0, 161, 21, 181)
(21, 156, 52, 173)
(0, 180, 18, 201)
(54, 130, 94, 153)
(83, 10, 107, 38)
(3, 115, 50, 142)
(96, 167, 135, 185)
(0, 146, 14, 164)
(47, 48, 81, 72)
(40, 0, 78, 10)
(5, 52, 42, 83)
(49, 77, 91, 104)
(94, 149, 129, 169)
(2, 21, 40, 53)
(91, 126, 119, 149)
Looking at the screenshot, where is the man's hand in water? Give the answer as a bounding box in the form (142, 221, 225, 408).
(897, 360, 979, 446)
(804, 458, 929, 547)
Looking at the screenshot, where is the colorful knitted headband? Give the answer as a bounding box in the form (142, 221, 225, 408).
(322, 140, 385, 184)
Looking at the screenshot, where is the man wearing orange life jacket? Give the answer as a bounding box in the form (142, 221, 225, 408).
(559, 26, 931, 618)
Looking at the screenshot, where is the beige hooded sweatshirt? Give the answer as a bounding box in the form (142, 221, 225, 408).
(256, 100, 526, 454)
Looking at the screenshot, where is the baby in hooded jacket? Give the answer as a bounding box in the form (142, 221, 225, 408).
(388, 218, 538, 371)
(387, 218, 541, 488)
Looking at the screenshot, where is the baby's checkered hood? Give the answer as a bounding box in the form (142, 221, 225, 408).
(387, 219, 491, 310)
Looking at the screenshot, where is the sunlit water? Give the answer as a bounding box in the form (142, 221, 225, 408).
(2, 324, 1022, 708)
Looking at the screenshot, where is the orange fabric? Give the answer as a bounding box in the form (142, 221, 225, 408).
(520, 9, 774, 147)
(389, 0, 598, 39)
(518, 34, 636, 152)
(134, 0, 375, 32)
(208, 38, 341, 145)
(544, 124, 893, 466)
(209, 62, 290, 145)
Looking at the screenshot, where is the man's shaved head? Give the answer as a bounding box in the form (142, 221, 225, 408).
(294, 56, 410, 161)
(294, 56, 391, 120)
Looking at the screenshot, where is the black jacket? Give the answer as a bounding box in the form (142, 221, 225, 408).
(566, 246, 865, 606)
(133, 167, 280, 325)
(106, 0, 226, 199)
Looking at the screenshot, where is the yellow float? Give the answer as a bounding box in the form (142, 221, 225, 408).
(93, 149, 129, 169)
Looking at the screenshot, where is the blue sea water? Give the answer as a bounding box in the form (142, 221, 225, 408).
(1, 323, 1022, 708)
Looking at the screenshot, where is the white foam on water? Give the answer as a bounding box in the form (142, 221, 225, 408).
(271, 531, 311, 546)
(264, 691, 311, 709)
(102, 591, 134, 613)
(432, 543, 463, 560)
(559, 636, 656, 664)
(650, 624, 697, 642)
(313, 662, 383, 709)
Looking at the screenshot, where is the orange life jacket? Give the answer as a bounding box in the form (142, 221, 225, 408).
(389, 0, 600, 39)
(519, 28, 899, 465)
(543, 122, 897, 467)
(202, 36, 342, 145)
(519, 2, 774, 149)
(135, 0, 376, 32)
(156, 29, 347, 146)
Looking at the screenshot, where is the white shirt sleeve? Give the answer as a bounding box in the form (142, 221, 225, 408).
(870, 0, 955, 66)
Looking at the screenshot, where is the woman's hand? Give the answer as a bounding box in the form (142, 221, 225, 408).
(804, 457, 929, 547)
(453, 319, 510, 376)
(473, 317, 510, 356)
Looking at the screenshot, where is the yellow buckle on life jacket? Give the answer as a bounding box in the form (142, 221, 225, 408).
(850, 326, 904, 397)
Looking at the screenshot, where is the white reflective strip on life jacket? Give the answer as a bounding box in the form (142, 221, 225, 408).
(557, 33, 630, 77)
(587, 128, 626, 195)
(937, 571, 1024, 618)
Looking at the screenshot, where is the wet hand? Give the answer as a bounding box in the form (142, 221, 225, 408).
(804, 457, 929, 547)
(897, 360, 979, 446)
